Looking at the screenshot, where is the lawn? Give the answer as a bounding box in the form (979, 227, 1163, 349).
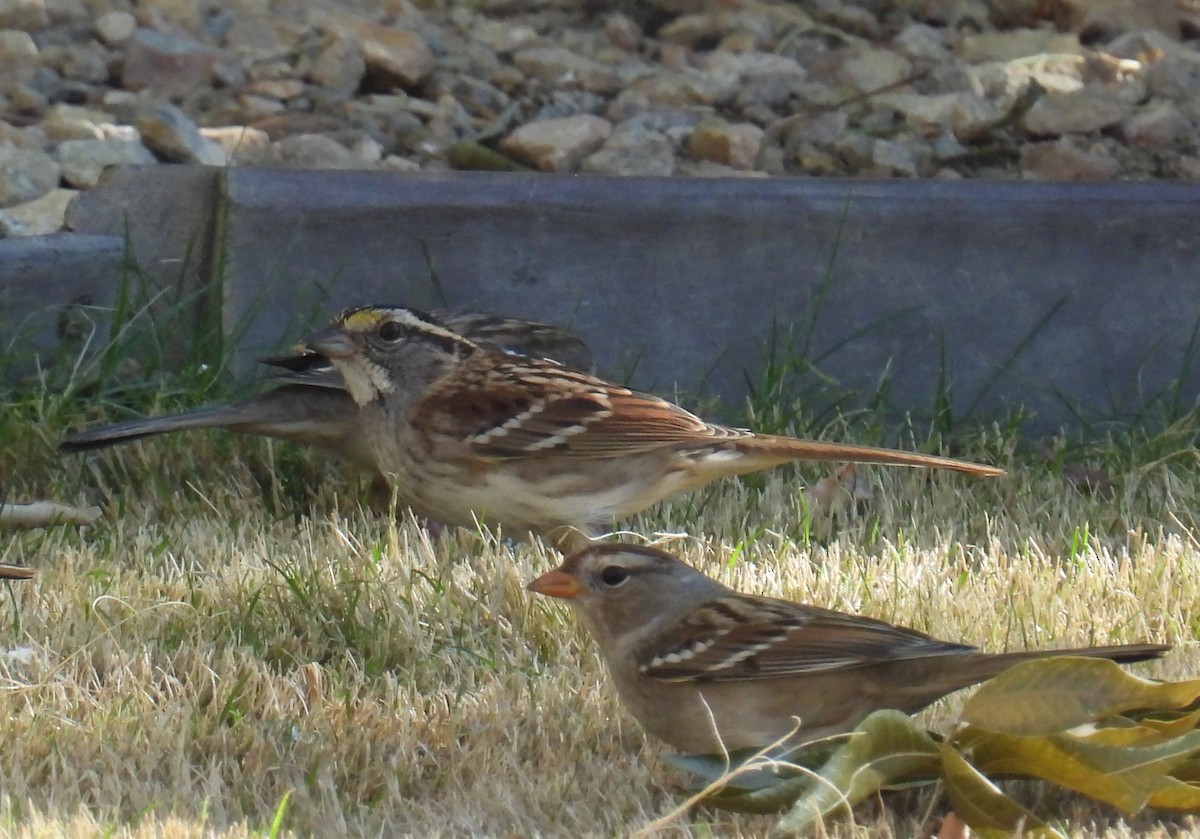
(2, 388, 1199, 837)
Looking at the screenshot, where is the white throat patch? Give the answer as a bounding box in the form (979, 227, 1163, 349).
(335, 356, 395, 405)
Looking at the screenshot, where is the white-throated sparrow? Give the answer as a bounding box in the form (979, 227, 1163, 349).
(303, 305, 1005, 548)
(528, 544, 1168, 754)
(59, 310, 593, 474)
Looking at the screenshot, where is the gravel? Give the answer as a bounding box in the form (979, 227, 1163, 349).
(0, 0, 1198, 236)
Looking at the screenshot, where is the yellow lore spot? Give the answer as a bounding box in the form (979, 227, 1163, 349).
(341, 309, 387, 332)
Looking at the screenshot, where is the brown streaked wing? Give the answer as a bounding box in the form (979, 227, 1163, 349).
(422, 354, 749, 459)
(438, 310, 594, 372)
(640, 596, 976, 683)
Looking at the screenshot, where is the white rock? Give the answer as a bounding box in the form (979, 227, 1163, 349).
(501, 115, 613, 172)
(840, 49, 913, 94)
(40, 103, 108, 141)
(0, 28, 38, 84)
(94, 11, 136, 46)
(0, 143, 60, 206)
(0, 187, 75, 235)
(0, 0, 48, 30)
(137, 105, 228, 165)
(55, 138, 156, 188)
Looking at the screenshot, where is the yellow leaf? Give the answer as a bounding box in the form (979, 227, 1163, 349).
(959, 726, 1200, 814)
(961, 657, 1200, 736)
(769, 711, 940, 837)
(939, 743, 1064, 839)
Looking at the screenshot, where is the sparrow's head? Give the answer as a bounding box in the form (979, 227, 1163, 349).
(300, 306, 477, 406)
(528, 544, 727, 642)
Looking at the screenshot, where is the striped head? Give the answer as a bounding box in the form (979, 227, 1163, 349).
(300, 306, 478, 406)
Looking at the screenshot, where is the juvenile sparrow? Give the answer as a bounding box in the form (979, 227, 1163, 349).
(303, 305, 1005, 548)
(59, 310, 594, 474)
(527, 544, 1168, 754)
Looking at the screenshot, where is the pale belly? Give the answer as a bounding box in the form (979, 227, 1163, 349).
(376, 441, 713, 537)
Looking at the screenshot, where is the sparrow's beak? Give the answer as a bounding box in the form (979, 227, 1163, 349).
(527, 570, 582, 599)
(301, 326, 357, 360)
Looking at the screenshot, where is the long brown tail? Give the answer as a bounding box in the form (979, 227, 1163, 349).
(59, 404, 253, 452)
(0, 564, 34, 580)
(959, 642, 1170, 685)
(736, 435, 1006, 477)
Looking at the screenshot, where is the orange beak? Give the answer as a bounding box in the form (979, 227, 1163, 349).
(527, 569, 582, 599)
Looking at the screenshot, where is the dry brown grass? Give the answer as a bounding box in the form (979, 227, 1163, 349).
(2, 428, 1199, 838)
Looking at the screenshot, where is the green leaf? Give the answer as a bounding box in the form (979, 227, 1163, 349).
(959, 726, 1200, 813)
(961, 657, 1200, 736)
(769, 711, 940, 837)
(1080, 708, 1200, 747)
(939, 743, 1064, 839)
(1146, 778, 1200, 811)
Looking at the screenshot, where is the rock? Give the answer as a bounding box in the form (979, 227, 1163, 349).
(839, 48, 914, 93)
(1020, 138, 1120, 179)
(659, 8, 779, 47)
(0, 28, 38, 86)
(699, 51, 804, 100)
(39, 103, 109, 140)
(245, 79, 306, 101)
(1119, 102, 1192, 148)
(0, 144, 60, 206)
(793, 141, 841, 174)
(99, 123, 140, 143)
(200, 125, 272, 164)
(969, 53, 1086, 98)
(1051, 0, 1181, 42)
(893, 23, 950, 61)
(137, 105, 227, 165)
(249, 112, 347, 141)
(57, 42, 109, 84)
(470, 19, 539, 55)
(582, 122, 675, 176)
(782, 110, 849, 151)
(271, 133, 361, 169)
(872, 138, 923, 176)
(831, 130, 876, 169)
(0, 0, 48, 30)
(350, 134, 384, 165)
(915, 0, 990, 27)
(675, 158, 768, 177)
(0, 119, 44, 148)
(0, 187, 75, 236)
(621, 68, 722, 108)
(606, 86, 708, 128)
(333, 18, 434, 89)
(1175, 155, 1200, 178)
(1022, 84, 1135, 135)
(121, 28, 220, 97)
(1143, 51, 1200, 121)
(222, 14, 297, 63)
(511, 46, 622, 94)
(7, 82, 46, 113)
(500, 114, 613, 172)
(604, 13, 641, 52)
(688, 117, 764, 170)
(94, 11, 136, 46)
(55, 137, 156, 188)
(43, 0, 85, 24)
(957, 30, 1082, 63)
(309, 31, 365, 96)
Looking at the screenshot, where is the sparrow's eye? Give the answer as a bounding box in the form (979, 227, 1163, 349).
(378, 321, 405, 342)
(599, 566, 630, 587)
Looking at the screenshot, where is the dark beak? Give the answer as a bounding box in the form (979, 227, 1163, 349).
(300, 326, 357, 360)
